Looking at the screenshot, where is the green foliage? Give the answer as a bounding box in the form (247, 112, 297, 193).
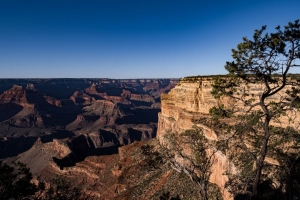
(209, 104, 232, 120)
(180, 129, 211, 175)
(163, 128, 220, 200)
(271, 127, 300, 199)
(42, 177, 85, 200)
(209, 19, 300, 199)
(0, 161, 38, 200)
(0, 161, 89, 200)
(159, 191, 181, 200)
(141, 144, 164, 170)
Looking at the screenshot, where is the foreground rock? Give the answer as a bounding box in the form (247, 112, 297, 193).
(17, 138, 208, 199)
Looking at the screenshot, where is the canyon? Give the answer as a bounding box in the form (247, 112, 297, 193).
(1, 78, 208, 199)
(0, 78, 177, 159)
(1, 76, 298, 199)
(0, 78, 210, 199)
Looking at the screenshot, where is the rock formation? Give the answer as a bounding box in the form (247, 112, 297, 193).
(17, 138, 206, 199)
(157, 76, 300, 200)
(0, 78, 178, 159)
(157, 77, 233, 199)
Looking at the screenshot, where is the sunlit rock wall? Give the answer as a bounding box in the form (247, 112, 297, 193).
(157, 76, 300, 200)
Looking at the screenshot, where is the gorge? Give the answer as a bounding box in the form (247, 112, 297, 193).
(1, 76, 299, 199)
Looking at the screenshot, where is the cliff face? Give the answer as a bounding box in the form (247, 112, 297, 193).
(157, 78, 232, 199)
(157, 76, 300, 200)
(157, 78, 219, 140)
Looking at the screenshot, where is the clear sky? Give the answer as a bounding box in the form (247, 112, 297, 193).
(0, 0, 299, 78)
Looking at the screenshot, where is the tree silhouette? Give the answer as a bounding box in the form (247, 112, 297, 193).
(209, 19, 300, 199)
(0, 161, 91, 200)
(0, 161, 38, 200)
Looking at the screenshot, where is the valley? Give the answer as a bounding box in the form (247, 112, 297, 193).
(0, 78, 177, 161)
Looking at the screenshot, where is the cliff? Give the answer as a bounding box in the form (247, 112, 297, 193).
(157, 76, 300, 200)
(157, 77, 232, 199)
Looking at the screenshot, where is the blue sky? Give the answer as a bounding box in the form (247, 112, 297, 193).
(0, 0, 299, 78)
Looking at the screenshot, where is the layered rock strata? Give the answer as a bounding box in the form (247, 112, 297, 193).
(0, 78, 178, 160)
(17, 138, 205, 199)
(157, 76, 300, 200)
(157, 77, 232, 199)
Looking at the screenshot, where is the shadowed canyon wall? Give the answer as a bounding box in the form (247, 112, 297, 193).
(0, 78, 178, 159)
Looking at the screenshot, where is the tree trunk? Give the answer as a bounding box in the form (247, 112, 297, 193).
(287, 163, 295, 200)
(252, 116, 270, 197)
(199, 184, 208, 200)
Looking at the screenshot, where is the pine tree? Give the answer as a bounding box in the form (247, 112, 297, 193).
(209, 19, 300, 199)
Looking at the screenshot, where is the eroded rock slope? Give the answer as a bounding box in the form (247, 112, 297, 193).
(0, 78, 178, 159)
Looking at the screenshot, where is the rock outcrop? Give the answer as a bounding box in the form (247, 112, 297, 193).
(157, 76, 300, 200)
(157, 77, 233, 199)
(17, 138, 206, 199)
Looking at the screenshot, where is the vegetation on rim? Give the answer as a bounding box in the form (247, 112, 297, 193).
(0, 161, 90, 200)
(208, 19, 300, 199)
(162, 128, 222, 200)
